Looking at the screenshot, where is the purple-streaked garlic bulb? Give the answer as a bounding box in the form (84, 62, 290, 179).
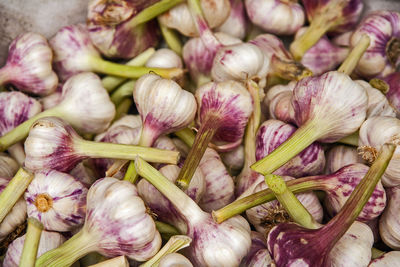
(158, 0, 230, 37)
(384, 72, 400, 117)
(137, 164, 205, 234)
(256, 120, 325, 177)
(242, 175, 323, 234)
(379, 186, 400, 249)
(220, 144, 244, 175)
(0, 153, 19, 178)
(249, 34, 311, 81)
(136, 157, 251, 266)
(134, 74, 197, 147)
(245, 0, 304, 35)
(69, 161, 99, 188)
(3, 230, 66, 267)
(358, 116, 400, 187)
(198, 148, 235, 212)
(25, 170, 87, 232)
(0, 178, 27, 242)
(215, 0, 246, 39)
(176, 80, 252, 190)
(240, 231, 274, 267)
(24, 117, 179, 172)
(290, 0, 363, 60)
(262, 81, 296, 124)
(183, 32, 242, 86)
(252, 71, 367, 176)
(0, 33, 58, 96)
(295, 27, 349, 75)
(145, 48, 183, 69)
(333, 31, 352, 47)
(39, 83, 63, 110)
(159, 253, 193, 267)
(370, 251, 400, 266)
(351, 11, 400, 79)
(36, 178, 162, 265)
(325, 144, 363, 174)
(86, 0, 160, 59)
(50, 24, 183, 81)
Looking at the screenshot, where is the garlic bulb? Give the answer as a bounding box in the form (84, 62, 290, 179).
(240, 231, 274, 267)
(159, 253, 193, 267)
(198, 148, 235, 212)
(325, 145, 363, 174)
(25, 170, 87, 232)
(358, 116, 400, 187)
(215, 0, 246, 39)
(3, 230, 66, 267)
(351, 11, 400, 79)
(36, 178, 162, 266)
(262, 81, 296, 124)
(0, 153, 19, 178)
(69, 161, 99, 188)
(370, 251, 400, 266)
(134, 74, 197, 147)
(379, 186, 400, 249)
(220, 144, 244, 175)
(158, 0, 230, 37)
(256, 120, 325, 177)
(40, 91, 63, 110)
(0, 32, 58, 96)
(145, 48, 183, 69)
(383, 72, 400, 118)
(0, 178, 27, 242)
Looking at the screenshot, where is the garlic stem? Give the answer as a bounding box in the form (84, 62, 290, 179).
(19, 218, 43, 267)
(8, 143, 26, 165)
(36, 229, 98, 267)
(174, 128, 195, 147)
(176, 116, 220, 190)
(90, 56, 183, 80)
(251, 121, 321, 175)
(88, 256, 128, 267)
(265, 174, 320, 229)
(338, 34, 370, 75)
(140, 235, 192, 267)
(270, 56, 313, 81)
(113, 98, 133, 122)
(110, 80, 136, 106)
(369, 78, 389, 94)
(76, 138, 180, 164)
(338, 131, 359, 147)
(371, 248, 385, 259)
(135, 157, 205, 221)
(102, 48, 155, 92)
(158, 18, 182, 56)
(155, 221, 181, 238)
(123, 161, 139, 184)
(0, 168, 33, 223)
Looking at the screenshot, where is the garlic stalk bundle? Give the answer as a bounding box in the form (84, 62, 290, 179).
(0, 72, 116, 152)
(220, 144, 244, 175)
(351, 11, 400, 79)
(245, 0, 304, 35)
(255, 119, 325, 178)
(24, 117, 179, 172)
(176, 80, 252, 190)
(137, 164, 205, 234)
(249, 34, 312, 81)
(215, 0, 247, 39)
(370, 251, 400, 266)
(159, 253, 193, 267)
(0, 32, 58, 96)
(358, 116, 400, 187)
(25, 170, 88, 232)
(3, 230, 66, 267)
(36, 177, 162, 266)
(158, 0, 230, 37)
(290, 0, 363, 60)
(325, 144, 363, 174)
(0, 177, 27, 242)
(379, 186, 400, 249)
(252, 71, 367, 176)
(50, 24, 183, 81)
(295, 27, 349, 75)
(240, 231, 274, 267)
(383, 72, 400, 117)
(135, 157, 251, 266)
(0, 153, 19, 178)
(266, 144, 394, 266)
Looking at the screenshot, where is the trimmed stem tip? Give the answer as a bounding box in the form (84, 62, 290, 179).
(19, 218, 44, 267)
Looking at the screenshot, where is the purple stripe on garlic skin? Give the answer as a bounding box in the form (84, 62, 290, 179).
(3, 230, 66, 267)
(383, 72, 400, 118)
(0, 153, 19, 178)
(24, 170, 88, 232)
(240, 231, 274, 267)
(198, 148, 235, 212)
(379, 186, 400, 249)
(158, 0, 231, 37)
(324, 144, 364, 174)
(134, 74, 197, 147)
(351, 11, 400, 79)
(0, 178, 27, 242)
(256, 120, 325, 178)
(245, 0, 305, 35)
(0, 32, 58, 96)
(215, 0, 247, 39)
(370, 251, 400, 266)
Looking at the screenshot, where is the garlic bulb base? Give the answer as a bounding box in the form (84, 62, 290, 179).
(386, 37, 400, 67)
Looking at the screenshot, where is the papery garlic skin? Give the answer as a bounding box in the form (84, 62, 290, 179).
(327, 221, 373, 267)
(0, 178, 27, 242)
(245, 0, 304, 35)
(325, 145, 363, 174)
(351, 11, 400, 79)
(256, 120, 325, 177)
(0, 153, 19, 178)
(198, 148, 235, 212)
(215, 0, 246, 39)
(25, 170, 88, 232)
(145, 48, 183, 69)
(240, 231, 274, 267)
(263, 81, 296, 124)
(220, 144, 244, 175)
(134, 74, 196, 146)
(3, 230, 66, 267)
(370, 251, 400, 266)
(158, 0, 230, 37)
(384, 72, 400, 117)
(358, 116, 400, 187)
(379, 186, 400, 249)
(0, 33, 58, 96)
(69, 161, 99, 188)
(159, 253, 193, 267)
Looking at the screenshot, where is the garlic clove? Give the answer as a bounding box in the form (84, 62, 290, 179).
(69, 161, 99, 188)
(324, 144, 364, 174)
(215, 0, 247, 39)
(379, 186, 400, 249)
(0, 153, 19, 178)
(145, 48, 183, 69)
